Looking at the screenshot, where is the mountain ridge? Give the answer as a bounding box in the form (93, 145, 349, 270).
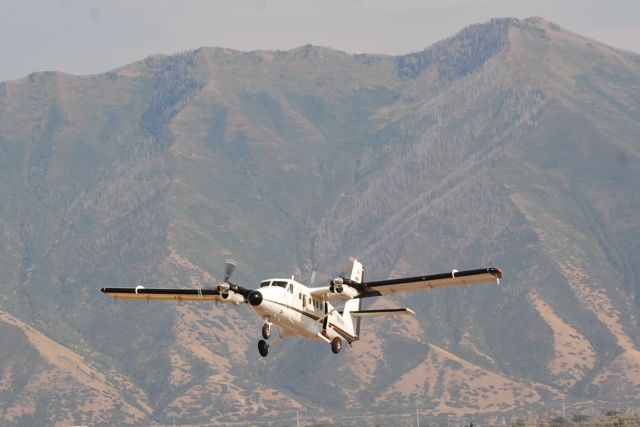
(1, 17, 639, 425)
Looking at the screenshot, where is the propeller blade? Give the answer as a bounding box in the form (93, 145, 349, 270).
(224, 259, 238, 282)
(337, 256, 358, 280)
(310, 270, 317, 286)
(218, 259, 251, 300)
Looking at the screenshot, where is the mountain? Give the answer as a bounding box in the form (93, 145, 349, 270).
(1, 16, 640, 425)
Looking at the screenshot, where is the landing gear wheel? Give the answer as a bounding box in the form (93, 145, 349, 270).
(331, 337, 342, 354)
(262, 323, 271, 340)
(258, 339, 269, 357)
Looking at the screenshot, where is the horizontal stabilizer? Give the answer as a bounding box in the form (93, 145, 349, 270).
(349, 308, 416, 317)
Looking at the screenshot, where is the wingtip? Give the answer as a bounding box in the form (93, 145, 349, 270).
(489, 268, 503, 280)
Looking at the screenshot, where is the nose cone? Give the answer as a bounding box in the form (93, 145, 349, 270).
(248, 290, 263, 306)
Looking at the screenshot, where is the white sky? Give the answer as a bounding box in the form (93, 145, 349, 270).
(1, 0, 639, 83)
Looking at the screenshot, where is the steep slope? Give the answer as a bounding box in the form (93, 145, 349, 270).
(0, 17, 639, 425)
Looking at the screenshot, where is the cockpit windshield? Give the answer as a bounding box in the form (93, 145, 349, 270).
(259, 280, 289, 288)
(272, 281, 288, 288)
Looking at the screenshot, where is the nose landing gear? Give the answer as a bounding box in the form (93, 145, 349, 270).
(258, 322, 275, 357)
(261, 323, 271, 340)
(258, 339, 269, 357)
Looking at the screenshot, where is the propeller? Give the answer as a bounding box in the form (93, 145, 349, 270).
(330, 256, 359, 291)
(217, 259, 251, 299)
(224, 259, 237, 283)
(310, 270, 317, 287)
(338, 256, 357, 278)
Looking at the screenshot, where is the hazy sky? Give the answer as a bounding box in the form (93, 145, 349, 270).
(1, 0, 639, 83)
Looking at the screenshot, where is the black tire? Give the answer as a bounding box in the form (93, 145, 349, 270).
(262, 323, 271, 340)
(258, 340, 269, 357)
(331, 337, 342, 354)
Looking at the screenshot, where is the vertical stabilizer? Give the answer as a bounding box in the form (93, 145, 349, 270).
(356, 267, 363, 337)
(342, 298, 362, 341)
(341, 257, 364, 341)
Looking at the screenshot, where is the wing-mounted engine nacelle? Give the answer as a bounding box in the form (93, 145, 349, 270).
(329, 277, 343, 293)
(217, 283, 245, 304)
(329, 277, 359, 300)
(218, 282, 230, 296)
(222, 292, 245, 304)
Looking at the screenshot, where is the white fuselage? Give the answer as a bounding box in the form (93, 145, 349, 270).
(101, 257, 499, 358)
(248, 279, 358, 344)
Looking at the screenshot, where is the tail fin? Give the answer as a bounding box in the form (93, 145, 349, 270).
(341, 257, 364, 340)
(342, 298, 362, 342)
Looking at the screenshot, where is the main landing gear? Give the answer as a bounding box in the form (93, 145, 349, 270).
(256, 324, 343, 357)
(331, 337, 342, 354)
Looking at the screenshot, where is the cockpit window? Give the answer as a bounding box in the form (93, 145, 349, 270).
(259, 281, 271, 288)
(272, 281, 288, 288)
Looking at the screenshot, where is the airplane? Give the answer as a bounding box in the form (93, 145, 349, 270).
(101, 258, 501, 357)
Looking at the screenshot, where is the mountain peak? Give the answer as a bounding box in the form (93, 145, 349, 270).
(395, 17, 517, 79)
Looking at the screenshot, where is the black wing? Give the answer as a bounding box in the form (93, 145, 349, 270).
(355, 267, 501, 298)
(101, 287, 226, 302)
